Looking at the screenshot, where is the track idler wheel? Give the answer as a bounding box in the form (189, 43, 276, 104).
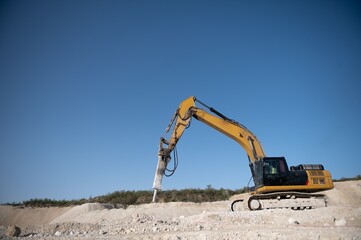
(248, 197, 262, 210)
(230, 199, 244, 212)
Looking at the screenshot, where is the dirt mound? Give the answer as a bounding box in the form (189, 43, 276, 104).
(50, 203, 110, 224)
(0, 205, 70, 227)
(324, 180, 361, 207)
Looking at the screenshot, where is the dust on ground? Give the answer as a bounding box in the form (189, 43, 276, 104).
(1, 180, 361, 239)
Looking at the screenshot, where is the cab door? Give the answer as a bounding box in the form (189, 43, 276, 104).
(263, 157, 289, 186)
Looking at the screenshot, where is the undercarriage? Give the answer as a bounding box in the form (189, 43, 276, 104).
(230, 192, 327, 211)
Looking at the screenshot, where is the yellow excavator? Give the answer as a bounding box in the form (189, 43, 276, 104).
(152, 96, 334, 210)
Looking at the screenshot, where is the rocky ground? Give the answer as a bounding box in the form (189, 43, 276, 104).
(1, 180, 361, 239)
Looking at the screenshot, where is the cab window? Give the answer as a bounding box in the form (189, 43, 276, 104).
(264, 160, 279, 174)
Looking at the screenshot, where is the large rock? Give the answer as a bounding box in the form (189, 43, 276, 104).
(6, 225, 21, 237)
(335, 218, 347, 227)
(288, 218, 300, 225)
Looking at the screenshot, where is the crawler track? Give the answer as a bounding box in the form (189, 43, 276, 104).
(231, 192, 327, 211)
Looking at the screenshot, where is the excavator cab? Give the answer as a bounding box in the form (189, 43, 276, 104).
(250, 157, 332, 194)
(259, 157, 308, 187)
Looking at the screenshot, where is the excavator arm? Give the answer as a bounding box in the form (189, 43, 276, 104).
(152, 96, 265, 201)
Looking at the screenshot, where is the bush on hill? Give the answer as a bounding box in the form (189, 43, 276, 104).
(9, 175, 360, 208)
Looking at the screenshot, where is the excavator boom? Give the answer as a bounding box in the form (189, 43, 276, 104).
(152, 96, 264, 196)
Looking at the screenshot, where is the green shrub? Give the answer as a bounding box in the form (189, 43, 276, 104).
(11, 175, 360, 208)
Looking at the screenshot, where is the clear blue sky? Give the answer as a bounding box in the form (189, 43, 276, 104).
(1, 0, 360, 203)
